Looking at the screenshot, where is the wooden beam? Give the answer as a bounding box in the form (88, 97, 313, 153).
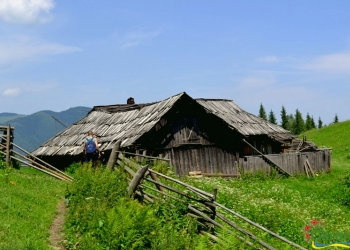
(242, 139, 292, 177)
(107, 141, 120, 169)
(127, 165, 149, 196)
(6, 124, 10, 165)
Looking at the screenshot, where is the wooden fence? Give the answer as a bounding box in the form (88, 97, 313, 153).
(239, 150, 331, 176)
(117, 152, 307, 250)
(0, 125, 73, 181)
(165, 145, 331, 177)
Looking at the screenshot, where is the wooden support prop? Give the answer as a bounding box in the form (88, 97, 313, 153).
(107, 141, 120, 169)
(216, 213, 276, 250)
(213, 202, 307, 250)
(304, 162, 310, 178)
(210, 188, 217, 220)
(242, 139, 292, 177)
(149, 171, 164, 192)
(127, 165, 149, 196)
(6, 124, 10, 165)
(305, 159, 315, 178)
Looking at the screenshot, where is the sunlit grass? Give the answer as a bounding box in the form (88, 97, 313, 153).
(185, 121, 350, 249)
(0, 166, 66, 250)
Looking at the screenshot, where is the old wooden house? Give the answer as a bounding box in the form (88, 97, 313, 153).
(32, 92, 331, 176)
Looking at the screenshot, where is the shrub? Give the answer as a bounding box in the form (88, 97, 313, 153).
(64, 164, 206, 249)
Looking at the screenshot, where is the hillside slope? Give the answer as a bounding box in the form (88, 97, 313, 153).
(0, 113, 26, 123)
(301, 120, 350, 172)
(0, 107, 91, 152)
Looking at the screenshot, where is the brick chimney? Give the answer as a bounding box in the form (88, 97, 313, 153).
(127, 97, 135, 105)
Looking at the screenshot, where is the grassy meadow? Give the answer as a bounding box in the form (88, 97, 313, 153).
(186, 120, 350, 249)
(1, 120, 350, 249)
(0, 166, 66, 250)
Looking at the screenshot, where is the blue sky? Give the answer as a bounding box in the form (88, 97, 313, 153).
(1, 1, 350, 125)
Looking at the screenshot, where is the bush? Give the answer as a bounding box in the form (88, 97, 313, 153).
(64, 164, 207, 250)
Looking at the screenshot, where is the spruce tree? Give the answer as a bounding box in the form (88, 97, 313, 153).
(334, 114, 339, 123)
(311, 116, 316, 129)
(268, 110, 277, 125)
(293, 109, 305, 135)
(280, 106, 289, 130)
(318, 117, 323, 129)
(259, 103, 267, 121)
(287, 114, 295, 132)
(305, 113, 313, 130)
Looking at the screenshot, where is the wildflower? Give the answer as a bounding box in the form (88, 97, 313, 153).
(312, 220, 318, 225)
(305, 225, 311, 231)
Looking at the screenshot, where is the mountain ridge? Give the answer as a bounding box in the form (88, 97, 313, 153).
(0, 106, 91, 152)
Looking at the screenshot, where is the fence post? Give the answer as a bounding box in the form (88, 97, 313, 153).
(6, 124, 10, 166)
(107, 141, 120, 169)
(211, 188, 218, 220)
(127, 165, 149, 196)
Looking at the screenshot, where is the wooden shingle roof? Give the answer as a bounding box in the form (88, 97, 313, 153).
(32, 92, 294, 156)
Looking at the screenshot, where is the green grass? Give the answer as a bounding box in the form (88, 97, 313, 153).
(184, 120, 350, 249)
(0, 166, 66, 250)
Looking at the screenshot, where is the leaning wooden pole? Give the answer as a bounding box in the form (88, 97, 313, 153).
(107, 141, 120, 169)
(6, 124, 10, 165)
(127, 165, 149, 196)
(242, 139, 292, 177)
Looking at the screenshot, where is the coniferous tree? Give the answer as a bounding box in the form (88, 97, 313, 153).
(268, 110, 277, 125)
(280, 106, 289, 130)
(311, 116, 316, 129)
(287, 114, 295, 132)
(305, 113, 313, 130)
(259, 103, 267, 121)
(293, 109, 305, 135)
(334, 114, 339, 123)
(318, 117, 323, 129)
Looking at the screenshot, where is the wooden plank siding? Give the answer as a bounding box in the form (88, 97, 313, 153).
(239, 150, 331, 176)
(167, 147, 331, 177)
(166, 146, 238, 176)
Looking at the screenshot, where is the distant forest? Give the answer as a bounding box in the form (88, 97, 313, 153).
(258, 103, 339, 135)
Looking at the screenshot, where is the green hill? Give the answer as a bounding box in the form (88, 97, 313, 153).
(301, 120, 350, 174)
(0, 113, 26, 123)
(0, 107, 91, 152)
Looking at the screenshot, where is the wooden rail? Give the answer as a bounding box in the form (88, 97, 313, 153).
(0, 128, 73, 181)
(117, 152, 307, 250)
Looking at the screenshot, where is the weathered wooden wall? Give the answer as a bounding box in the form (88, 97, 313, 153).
(167, 146, 239, 176)
(239, 150, 331, 176)
(167, 147, 331, 177)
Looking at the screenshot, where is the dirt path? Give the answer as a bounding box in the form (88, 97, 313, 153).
(49, 199, 67, 250)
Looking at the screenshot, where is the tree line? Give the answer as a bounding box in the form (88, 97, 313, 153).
(258, 104, 339, 135)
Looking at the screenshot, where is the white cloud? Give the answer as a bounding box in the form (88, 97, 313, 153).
(303, 52, 350, 73)
(256, 56, 279, 63)
(0, 0, 54, 24)
(2, 87, 21, 97)
(118, 29, 161, 49)
(0, 36, 81, 64)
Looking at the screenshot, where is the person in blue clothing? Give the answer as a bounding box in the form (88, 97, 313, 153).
(83, 130, 101, 165)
